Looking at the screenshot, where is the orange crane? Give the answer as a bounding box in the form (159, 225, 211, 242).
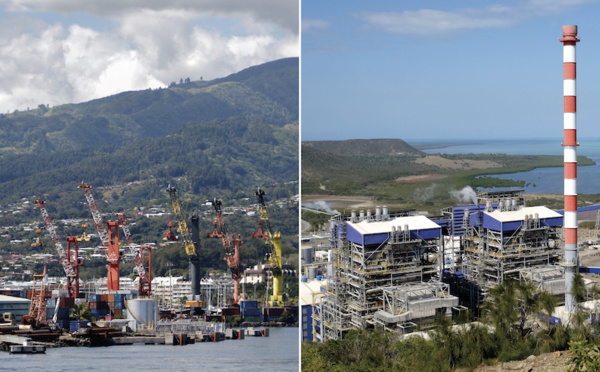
(208, 198, 243, 305)
(35, 198, 80, 298)
(117, 213, 152, 296)
(21, 265, 49, 328)
(79, 182, 120, 291)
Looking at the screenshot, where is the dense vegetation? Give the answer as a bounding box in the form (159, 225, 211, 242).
(0, 58, 299, 289)
(302, 140, 597, 214)
(302, 275, 600, 371)
(0, 58, 298, 154)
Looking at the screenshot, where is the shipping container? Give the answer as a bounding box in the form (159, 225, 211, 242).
(240, 300, 258, 309)
(59, 297, 75, 308)
(221, 307, 240, 316)
(242, 308, 261, 317)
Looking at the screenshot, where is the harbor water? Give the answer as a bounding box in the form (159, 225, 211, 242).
(413, 138, 600, 194)
(0, 326, 299, 372)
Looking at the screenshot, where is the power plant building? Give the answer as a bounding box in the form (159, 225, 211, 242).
(314, 209, 458, 341)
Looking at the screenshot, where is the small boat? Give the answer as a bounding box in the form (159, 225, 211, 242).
(9, 342, 46, 354)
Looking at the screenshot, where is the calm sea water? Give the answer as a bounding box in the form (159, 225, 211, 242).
(0, 326, 299, 372)
(411, 138, 600, 194)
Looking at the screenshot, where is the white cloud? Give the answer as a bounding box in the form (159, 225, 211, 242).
(302, 19, 329, 33)
(356, 0, 595, 36)
(0, 3, 298, 111)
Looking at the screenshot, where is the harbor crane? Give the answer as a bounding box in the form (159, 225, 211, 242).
(166, 185, 201, 297)
(21, 265, 49, 328)
(35, 198, 80, 298)
(208, 198, 243, 305)
(117, 213, 152, 297)
(79, 182, 120, 291)
(253, 188, 285, 306)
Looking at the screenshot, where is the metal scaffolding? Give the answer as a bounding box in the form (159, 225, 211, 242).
(461, 191, 562, 292)
(316, 212, 456, 341)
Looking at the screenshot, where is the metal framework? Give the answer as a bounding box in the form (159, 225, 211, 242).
(23, 269, 49, 327)
(117, 213, 152, 296)
(316, 213, 448, 341)
(462, 192, 562, 291)
(35, 198, 80, 298)
(80, 182, 121, 291)
(166, 185, 200, 296)
(208, 198, 243, 305)
(374, 282, 458, 332)
(254, 188, 284, 306)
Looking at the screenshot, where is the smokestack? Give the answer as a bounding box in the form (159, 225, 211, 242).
(561, 25, 579, 313)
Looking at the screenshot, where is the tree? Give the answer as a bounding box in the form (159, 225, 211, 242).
(278, 310, 296, 325)
(70, 304, 92, 321)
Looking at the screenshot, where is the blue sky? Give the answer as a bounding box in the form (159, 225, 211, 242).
(0, 0, 298, 111)
(302, 0, 600, 141)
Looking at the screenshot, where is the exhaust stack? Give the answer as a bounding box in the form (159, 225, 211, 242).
(560, 25, 579, 313)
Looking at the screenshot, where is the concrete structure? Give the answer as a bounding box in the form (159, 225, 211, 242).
(561, 25, 580, 314)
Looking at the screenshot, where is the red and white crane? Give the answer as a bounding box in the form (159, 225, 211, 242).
(35, 198, 80, 298)
(209, 198, 243, 305)
(117, 213, 152, 297)
(79, 182, 120, 291)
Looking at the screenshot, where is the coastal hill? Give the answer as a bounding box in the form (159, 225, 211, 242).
(0, 58, 298, 206)
(301, 137, 589, 214)
(0, 57, 298, 154)
(303, 138, 424, 157)
(0, 58, 299, 281)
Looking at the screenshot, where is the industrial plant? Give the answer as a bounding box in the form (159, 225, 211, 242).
(0, 184, 297, 351)
(301, 25, 600, 343)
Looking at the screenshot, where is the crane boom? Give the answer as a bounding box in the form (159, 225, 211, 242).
(35, 198, 79, 298)
(166, 185, 201, 297)
(117, 213, 152, 296)
(254, 188, 284, 306)
(208, 198, 242, 305)
(79, 181, 120, 291)
(79, 182, 110, 251)
(166, 185, 197, 257)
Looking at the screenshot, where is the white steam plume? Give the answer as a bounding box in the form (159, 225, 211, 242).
(450, 186, 477, 204)
(302, 200, 341, 215)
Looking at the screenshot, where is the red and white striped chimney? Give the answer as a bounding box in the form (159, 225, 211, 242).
(560, 25, 579, 313)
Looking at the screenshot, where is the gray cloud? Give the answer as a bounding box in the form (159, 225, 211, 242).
(1, 0, 299, 34)
(0, 2, 298, 111)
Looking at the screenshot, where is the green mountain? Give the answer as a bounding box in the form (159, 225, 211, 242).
(0, 59, 299, 286)
(303, 138, 424, 157)
(0, 57, 298, 155)
(0, 58, 298, 210)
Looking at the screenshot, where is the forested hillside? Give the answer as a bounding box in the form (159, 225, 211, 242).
(0, 58, 298, 154)
(0, 58, 299, 283)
